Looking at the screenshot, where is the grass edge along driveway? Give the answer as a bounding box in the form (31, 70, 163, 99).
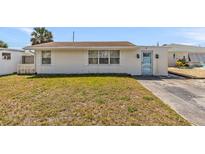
(0, 74, 190, 126)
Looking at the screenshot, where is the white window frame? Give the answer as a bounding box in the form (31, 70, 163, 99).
(88, 50, 98, 64)
(2, 52, 11, 60)
(41, 50, 51, 65)
(110, 50, 120, 64)
(99, 50, 109, 64)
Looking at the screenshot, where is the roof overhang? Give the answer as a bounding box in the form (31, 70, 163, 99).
(24, 46, 139, 50)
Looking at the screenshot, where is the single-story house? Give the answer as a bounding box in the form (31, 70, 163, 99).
(0, 48, 24, 75)
(165, 44, 205, 67)
(24, 41, 169, 76)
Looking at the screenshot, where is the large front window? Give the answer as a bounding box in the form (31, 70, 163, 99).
(110, 50, 120, 64)
(99, 50, 109, 64)
(88, 50, 120, 64)
(88, 50, 98, 64)
(42, 51, 51, 64)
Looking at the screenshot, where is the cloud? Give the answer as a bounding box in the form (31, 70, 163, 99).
(178, 42, 198, 46)
(181, 28, 205, 42)
(17, 27, 33, 35)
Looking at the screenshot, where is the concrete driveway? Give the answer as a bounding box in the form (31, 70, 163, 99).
(136, 74, 205, 125)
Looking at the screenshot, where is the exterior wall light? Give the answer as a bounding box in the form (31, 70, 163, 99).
(136, 54, 140, 59)
(155, 54, 159, 59)
(173, 53, 175, 59)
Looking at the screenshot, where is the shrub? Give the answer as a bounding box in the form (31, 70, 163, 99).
(176, 59, 189, 67)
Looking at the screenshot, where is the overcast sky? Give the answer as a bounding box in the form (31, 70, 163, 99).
(1, 27, 205, 49)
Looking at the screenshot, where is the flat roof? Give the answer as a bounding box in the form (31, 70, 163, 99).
(0, 48, 24, 52)
(139, 45, 170, 48)
(165, 44, 205, 52)
(164, 43, 205, 48)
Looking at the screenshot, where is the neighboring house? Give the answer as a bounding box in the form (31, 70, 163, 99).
(0, 48, 23, 75)
(165, 44, 205, 67)
(24, 41, 168, 76)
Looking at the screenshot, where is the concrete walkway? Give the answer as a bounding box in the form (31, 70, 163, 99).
(136, 74, 205, 125)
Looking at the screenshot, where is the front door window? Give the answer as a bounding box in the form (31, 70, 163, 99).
(142, 51, 153, 75)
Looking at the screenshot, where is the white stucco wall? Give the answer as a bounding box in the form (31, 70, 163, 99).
(35, 47, 168, 76)
(0, 49, 23, 75)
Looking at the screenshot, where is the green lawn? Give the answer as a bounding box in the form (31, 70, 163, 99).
(0, 75, 190, 126)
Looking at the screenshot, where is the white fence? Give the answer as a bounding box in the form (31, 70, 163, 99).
(17, 64, 35, 74)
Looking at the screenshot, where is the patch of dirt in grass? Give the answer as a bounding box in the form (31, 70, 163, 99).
(143, 96, 154, 101)
(120, 96, 131, 101)
(95, 98, 106, 104)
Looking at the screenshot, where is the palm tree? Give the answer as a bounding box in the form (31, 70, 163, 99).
(0, 40, 8, 48)
(31, 27, 53, 45)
